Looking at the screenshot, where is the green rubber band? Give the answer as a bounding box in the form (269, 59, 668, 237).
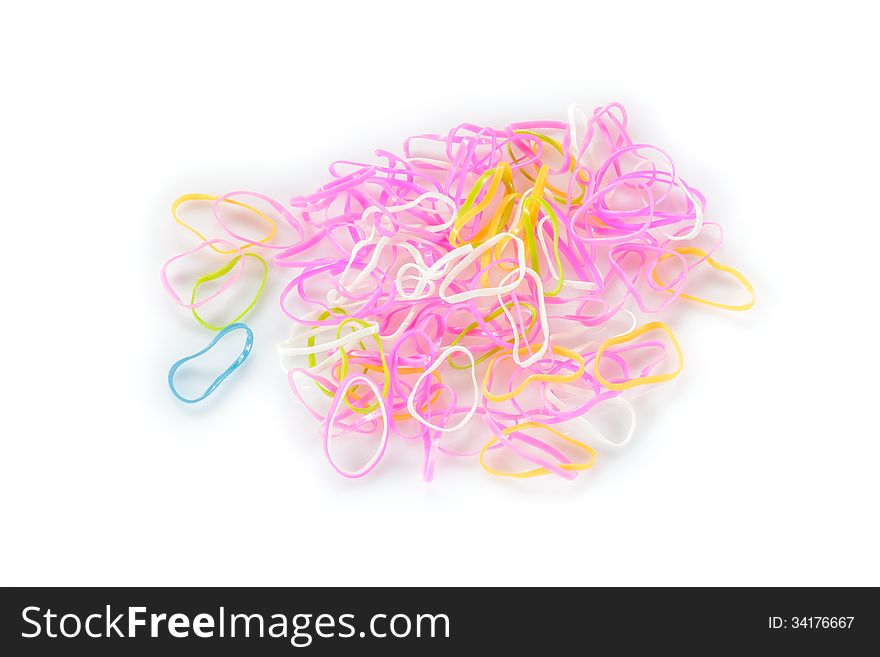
(454, 164, 515, 245)
(520, 200, 541, 273)
(190, 253, 268, 331)
(301, 308, 390, 413)
(334, 317, 390, 415)
(532, 196, 565, 296)
(307, 308, 357, 397)
(458, 168, 495, 219)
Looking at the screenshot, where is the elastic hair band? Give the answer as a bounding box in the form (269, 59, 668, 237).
(190, 253, 268, 330)
(479, 422, 597, 479)
(651, 247, 755, 311)
(167, 323, 253, 404)
(593, 322, 683, 391)
(172, 193, 277, 253)
(323, 374, 389, 478)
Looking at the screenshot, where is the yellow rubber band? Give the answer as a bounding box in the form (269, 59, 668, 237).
(172, 193, 277, 254)
(520, 164, 549, 272)
(593, 321, 684, 391)
(652, 247, 755, 311)
(474, 193, 524, 279)
(471, 192, 521, 246)
(479, 422, 596, 478)
(450, 162, 514, 247)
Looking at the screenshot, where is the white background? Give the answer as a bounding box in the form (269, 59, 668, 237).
(2, 0, 878, 586)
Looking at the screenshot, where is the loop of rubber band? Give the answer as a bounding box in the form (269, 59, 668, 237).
(479, 422, 597, 479)
(172, 194, 277, 253)
(547, 394, 637, 448)
(651, 247, 755, 311)
(593, 322, 684, 391)
(168, 323, 253, 404)
(277, 320, 380, 358)
(497, 267, 550, 368)
(324, 374, 389, 478)
(190, 253, 268, 330)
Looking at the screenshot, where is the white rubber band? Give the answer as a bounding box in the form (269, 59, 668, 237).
(438, 232, 526, 303)
(497, 267, 550, 368)
(566, 102, 591, 168)
(361, 191, 457, 234)
(546, 393, 636, 448)
(395, 242, 474, 301)
(277, 321, 379, 358)
(325, 375, 389, 478)
(662, 178, 704, 241)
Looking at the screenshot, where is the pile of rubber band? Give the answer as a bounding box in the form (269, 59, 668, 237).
(162, 102, 754, 482)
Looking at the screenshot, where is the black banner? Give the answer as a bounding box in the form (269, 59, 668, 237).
(1, 587, 875, 654)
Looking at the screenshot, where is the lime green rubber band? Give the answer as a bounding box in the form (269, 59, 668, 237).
(190, 253, 268, 331)
(301, 308, 390, 413)
(334, 317, 390, 415)
(532, 196, 564, 296)
(306, 308, 367, 398)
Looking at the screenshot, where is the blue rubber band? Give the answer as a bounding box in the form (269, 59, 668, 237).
(168, 322, 254, 404)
